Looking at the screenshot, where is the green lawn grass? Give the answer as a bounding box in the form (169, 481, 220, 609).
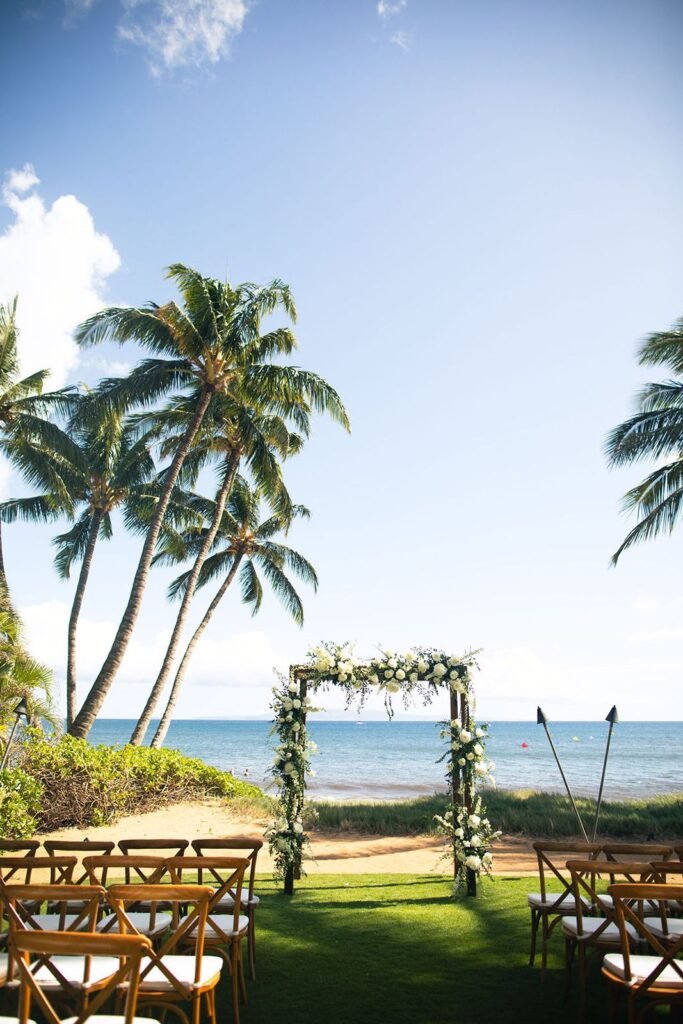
(227, 874, 611, 1024)
(309, 789, 683, 838)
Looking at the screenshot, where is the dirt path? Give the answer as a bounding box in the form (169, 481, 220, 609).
(37, 799, 538, 875)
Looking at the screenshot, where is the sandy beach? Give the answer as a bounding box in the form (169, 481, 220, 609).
(36, 797, 539, 875)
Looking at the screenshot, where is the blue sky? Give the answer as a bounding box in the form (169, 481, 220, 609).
(1, 0, 682, 722)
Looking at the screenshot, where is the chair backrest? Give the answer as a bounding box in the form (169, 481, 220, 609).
(0, 855, 76, 886)
(2, 883, 104, 933)
(166, 856, 248, 940)
(650, 862, 683, 919)
(83, 854, 167, 888)
(602, 843, 674, 863)
(567, 860, 658, 938)
(44, 841, 115, 886)
(118, 839, 189, 857)
(11, 927, 151, 1024)
(191, 838, 261, 901)
(532, 841, 602, 908)
(0, 840, 40, 857)
(609, 883, 683, 995)
(107, 883, 212, 996)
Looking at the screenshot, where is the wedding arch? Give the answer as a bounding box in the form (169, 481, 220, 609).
(266, 642, 500, 897)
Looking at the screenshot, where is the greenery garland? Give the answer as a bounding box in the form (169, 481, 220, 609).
(267, 642, 496, 893)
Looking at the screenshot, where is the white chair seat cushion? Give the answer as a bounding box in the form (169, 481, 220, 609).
(63, 1017, 155, 1024)
(25, 914, 86, 931)
(31, 956, 120, 989)
(97, 911, 172, 938)
(139, 955, 223, 990)
(597, 894, 613, 912)
(182, 914, 249, 940)
(562, 917, 637, 943)
(0, 953, 8, 984)
(213, 893, 259, 910)
(527, 893, 587, 911)
(643, 917, 683, 940)
(0, 1016, 38, 1023)
(603, 953, 683, 989)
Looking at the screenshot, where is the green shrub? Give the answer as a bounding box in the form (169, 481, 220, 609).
(15, 734, 265, 832)
(0, 767, 43, 839)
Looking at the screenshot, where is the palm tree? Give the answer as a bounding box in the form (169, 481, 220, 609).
(129, 393, 306, 745)
(0, 406, 161, 728)
(148, 480, 316, 747)
(606, 317, 683, 563)
(67, 263, 335, 739)
(0, 297, 74, 592)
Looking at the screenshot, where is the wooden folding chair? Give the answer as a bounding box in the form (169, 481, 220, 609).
(167, 857, 249, 1023)
(2, 884, 104, 995)
(563, 861, 656, 1019)
(117, 840, 189, 858)
(598, 845, 675, 916)
(43, 843, 115, 915)
(191, 838, 262, 978)
(82, 856, 171, 940)
(0, 859, 77, 941)
(602, 883, 683, 1024)
(106, 883, 220, 1024)
(645, 862, 683, 943)
(527, 841, 602, 974)
(10, 928, 152, 1024)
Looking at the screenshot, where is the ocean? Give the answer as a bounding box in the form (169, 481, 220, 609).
(88, 719, 682, 802)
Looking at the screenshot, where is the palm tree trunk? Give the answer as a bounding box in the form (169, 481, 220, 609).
(0, 519, 6, 594)
(129, 449, 241, 745)
(68, 387, 213, 739)
(150, 553, 243, 748)
(66, 508, 103, 730)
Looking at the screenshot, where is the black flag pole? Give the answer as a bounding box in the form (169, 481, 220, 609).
(591, 705, 619, 842)
(536, 707, 589, 842)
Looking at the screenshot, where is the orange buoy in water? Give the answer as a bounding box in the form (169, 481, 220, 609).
(521, 741, 529, 748)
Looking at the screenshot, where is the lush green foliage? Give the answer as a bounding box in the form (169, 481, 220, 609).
(12, 735, 263, 832)
(310, 788, 683, 838)
(0, 767, 42, 838)
(224, 874, 606, 1024)
(0, 584, 55, 735)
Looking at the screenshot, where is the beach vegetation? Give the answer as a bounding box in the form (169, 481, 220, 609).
(607, 313, 683, 562)
(4, 732, 265, 834)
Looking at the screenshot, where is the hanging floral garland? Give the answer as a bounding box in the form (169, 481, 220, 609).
(266, 642, 496, 893)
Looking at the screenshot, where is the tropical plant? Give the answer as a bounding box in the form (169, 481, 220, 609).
(0, 581, 55, 754)
(606, 317, 683, 563)
(147, 479, 317, 747)
(128, 391, 307, 745)
(0, 405, 160, 728)
(67, 263, 327, 739)
(0, 297, 74, 592)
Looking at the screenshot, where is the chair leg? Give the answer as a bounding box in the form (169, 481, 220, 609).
(540, 914, 549, 979)
(230, 942, 241, 1024)
(529, 909, 539, 966)
(248, 911, 256, 980)
(238, 942, 248, 1004)
(563, 937, 574, 1002)
(577, 943, 587, 1024)
(606, 981, 619, 1024)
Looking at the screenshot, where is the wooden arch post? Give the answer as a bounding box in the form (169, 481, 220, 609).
(284, 665, 313, 896)
(450, 684, 476, 896)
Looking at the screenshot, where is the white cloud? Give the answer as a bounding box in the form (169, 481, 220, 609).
(20, 600, 287, 697)
(632, 627, 683, 643)
(0, 165, 121, 389)
(390, 29, 412, 51)
(632, 597, 660, 613)
(377, 0, 407, 17)
(118, 0, 249, 75)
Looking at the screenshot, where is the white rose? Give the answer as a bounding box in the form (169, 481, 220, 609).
(459, 730, 471, 743)
(475, 728, 484, 738)
(395, 669, 406, 680)
(465, 855, 482, 872)
(409, 672, 418, 683)
(292, 722, 301, 732)
(468, 814, 481, 827)
(417, 660, 428, 673)
(473, 743, 483, 756)
(458, 757, 466, 766)
(386, 681, 401, 693)
(449, 670, 459, 679)
(370, 674, 380, 684)
(482, 853, 493, 867)
(283, 700, 293, 711)
(466, 752, 474, 761)
(450, 719, 461, 729)
(384, 669, 394, 679)
(454, 827, 464, 838)
(470, 835, 482, 848)
(405, 651, 415, 662)
(273, 754, 281, 765)
(475, 763, 488, 775)
(388, 658, 398, 669)
(292, 699, 302, 709)
(283, 762, 294, 774)
(288, 682, 298, 693)
(293, 822, 304, 834)
(451, 680, 464, 694)
(433, 663, 447, 677)
(451, 741, 459, 750)
(384, 649, 394, 659)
